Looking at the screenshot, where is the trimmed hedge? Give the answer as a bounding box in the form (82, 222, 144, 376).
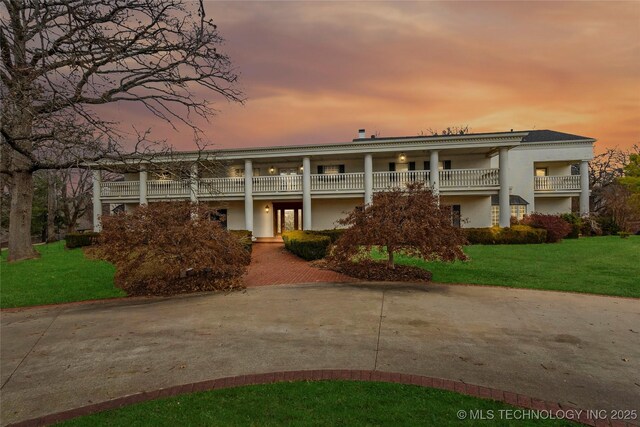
(282, 230, 331, 260)
(65, 232, 100, 249)
(307, 229, 346, 243)
(464, 226, 546, 245)
(229, 230, 253, 253)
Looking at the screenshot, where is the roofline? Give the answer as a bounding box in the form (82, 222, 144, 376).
(89, 132, 529, 166)
(87, 130, 596, 167)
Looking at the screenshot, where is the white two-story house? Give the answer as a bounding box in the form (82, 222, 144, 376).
(91, 129, 595, 238)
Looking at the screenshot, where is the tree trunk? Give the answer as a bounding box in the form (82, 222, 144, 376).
(8, 170, 39, 261)
(387, 248, 395, 269)
(46, 172, 57, 243)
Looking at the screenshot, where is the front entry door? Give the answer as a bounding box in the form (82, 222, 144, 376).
(273, 202, 303, 235)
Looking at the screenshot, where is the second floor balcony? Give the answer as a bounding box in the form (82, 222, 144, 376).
(99, 168, 509, 200)
(534, 175, 581, 192)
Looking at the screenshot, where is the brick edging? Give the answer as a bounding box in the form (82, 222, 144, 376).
(8, 370, 637, 427)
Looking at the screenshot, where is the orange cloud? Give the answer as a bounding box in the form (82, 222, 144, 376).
(105, 1, 640, 153)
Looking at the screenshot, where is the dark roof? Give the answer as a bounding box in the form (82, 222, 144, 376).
(521, 130, 593, 143)
(352, 129, 593, 143)
(491, 195, 529, 206)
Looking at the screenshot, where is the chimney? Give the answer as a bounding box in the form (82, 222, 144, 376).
(358, 129, 366, 139)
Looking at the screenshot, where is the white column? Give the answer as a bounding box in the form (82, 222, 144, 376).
(580, 160, 590, 215)
(92, 170, 102, 232)
(302, 156, 312, 230)
(498, 147, 511, 227)
(364, 154, 373, 205)
(244, 159, 253, 232)
(429, 150, 439, 194)
(139, 165, 147, 205)
(189, 163, 198, 203)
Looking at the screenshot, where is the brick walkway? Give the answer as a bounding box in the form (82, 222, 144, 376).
(243, 243, 354, 287)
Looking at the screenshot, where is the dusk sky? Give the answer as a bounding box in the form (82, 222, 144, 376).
(116, 1, 640, 153)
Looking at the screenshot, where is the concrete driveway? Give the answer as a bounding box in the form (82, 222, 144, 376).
(1, 283, 639, 425)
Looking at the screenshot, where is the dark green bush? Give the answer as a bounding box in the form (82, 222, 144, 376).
(464, 226, 546, 245)
(560, 213, 582, 239)
(307, 229, 346, 243)
(282, 230, 331, 260)
(65, 232, 100, 249)
(229, 230, 253, 253)
(597, 216, 621, 236)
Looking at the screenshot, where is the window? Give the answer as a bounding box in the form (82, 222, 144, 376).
(443, 205, 462, 228)
(510, 205, 526, 221)
(535, 167, 548, 177)
(395, 163, 409, 172)
(318, 165, 345, 174)
(491, 205, 500, 226)
(452, 205, 461, 228)
(491, 205, 527, 226)
(424, 160, 452, 170)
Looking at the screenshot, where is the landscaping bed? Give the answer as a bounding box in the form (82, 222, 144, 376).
(331, 260, 433, 282)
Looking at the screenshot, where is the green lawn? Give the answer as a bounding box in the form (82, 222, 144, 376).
(377, 236, 640, 298)
(59, 381, 575, 426)
(0, 241, 123, 308)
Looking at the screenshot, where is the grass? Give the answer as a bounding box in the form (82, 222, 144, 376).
(2, 236, 637, 308)
(0, 241, 124, 308)
(374, 236, 640, 298)
(58, 381, 575, 426)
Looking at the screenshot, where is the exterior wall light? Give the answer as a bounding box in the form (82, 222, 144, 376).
(269, 166, 275, 174)
(265, 205, 270, 213)
(299, 165, 304, 172)
(399, 153, 406, 162)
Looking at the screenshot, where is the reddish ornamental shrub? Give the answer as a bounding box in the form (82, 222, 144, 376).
(93, 202, 250, 296)
(521, 213, 572, 243)
(327, 183, 467, 281)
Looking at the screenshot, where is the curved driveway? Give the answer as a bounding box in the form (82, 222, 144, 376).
(1, 283, 639, 425)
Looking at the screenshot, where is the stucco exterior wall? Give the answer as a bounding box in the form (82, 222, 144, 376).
(440, 195, 492, 228)
(534, 197, 572, 215)
(311, 197, 363, 230)
(491, 143, 592, 213)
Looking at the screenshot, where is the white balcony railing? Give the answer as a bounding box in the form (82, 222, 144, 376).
(311, 173, 364, 192)
(440, 168, 499, 187)
(253, 175, 302, 193)
(147, 180, 190, 197)
(100, 181, 139, 198)
(199, 177, 244, 195)
(372, 170, 430, 190)
(99, 168, 510, 200)
(535, 175, 581, 191)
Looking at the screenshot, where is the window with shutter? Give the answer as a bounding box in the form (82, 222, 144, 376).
(319, 165, 344, 174)
(389, 162, 396, 172)
(409, 162, 416, 171)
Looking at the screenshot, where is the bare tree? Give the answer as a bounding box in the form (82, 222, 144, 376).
(0, 0, 243, 261)
(57, 167, 92, 233)
(420, 126, 471, 137)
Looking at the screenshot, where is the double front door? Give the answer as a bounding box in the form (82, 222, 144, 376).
(273, 202, 303, 235)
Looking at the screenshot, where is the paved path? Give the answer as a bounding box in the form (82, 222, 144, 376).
(243, 243, 353, 286)
(1, 283, 639, 425)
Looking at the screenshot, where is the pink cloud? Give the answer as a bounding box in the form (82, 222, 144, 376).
(104, 1, 640, 153)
